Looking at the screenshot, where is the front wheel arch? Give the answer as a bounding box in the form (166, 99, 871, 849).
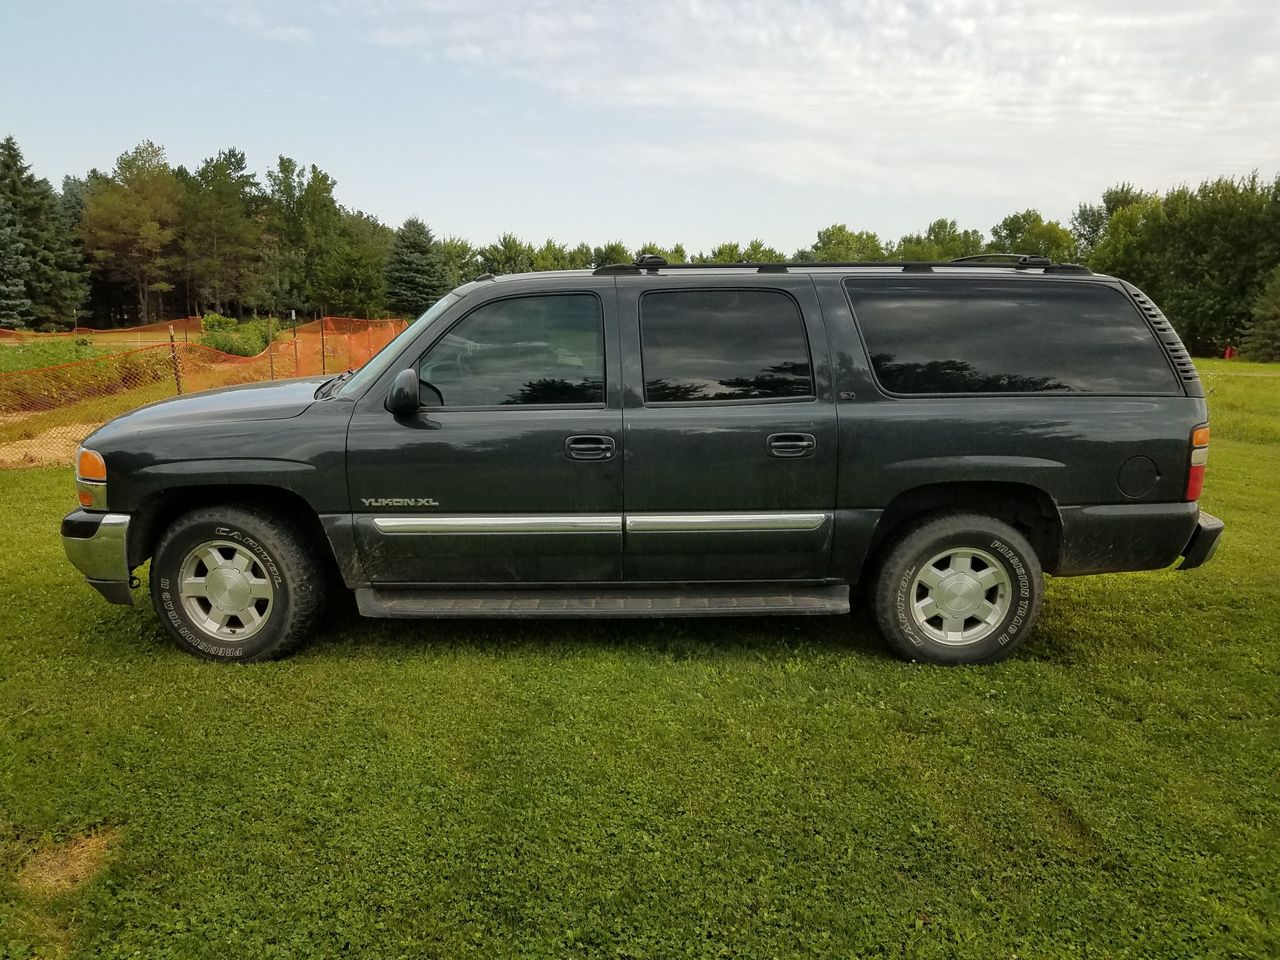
(128, 484, 340, 576)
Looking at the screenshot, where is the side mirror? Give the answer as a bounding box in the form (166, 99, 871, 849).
(385, 368, 420, 416)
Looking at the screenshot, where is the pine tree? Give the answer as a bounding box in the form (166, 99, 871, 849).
(385, 217, 448, 317)
(0, 198, 33, 328)
(80, 141, 181, 324)
(0, 136, 86, 328)
(1241, 266, 1280, 362)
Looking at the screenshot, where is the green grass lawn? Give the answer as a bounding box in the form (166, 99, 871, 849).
(0, 340, 107, 374)
(1, 363, 1277, 958)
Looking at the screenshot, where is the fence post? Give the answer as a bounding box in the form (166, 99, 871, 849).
(267, 315, 275, 381)
(168, 324, 184, 395)
(320, 316, 327, 374)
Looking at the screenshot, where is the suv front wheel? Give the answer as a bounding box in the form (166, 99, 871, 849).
(149, 505, 324, 662)
(871, 512, 1044, 665)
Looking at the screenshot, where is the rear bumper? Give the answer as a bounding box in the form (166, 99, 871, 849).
(1056, 502, 1223, 576)
(61, 510, 135, 605)
(1177, 511, 1224, 570)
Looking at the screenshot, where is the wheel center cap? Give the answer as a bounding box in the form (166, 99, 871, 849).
(940, 576, 980, 615)
(207, 568, 251, 612)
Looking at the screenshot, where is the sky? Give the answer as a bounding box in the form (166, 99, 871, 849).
(2, 0, 1277, 253)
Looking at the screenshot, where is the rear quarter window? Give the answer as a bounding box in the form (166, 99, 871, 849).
(845, 278, 1181, 395)
(639, 289, 814, 403)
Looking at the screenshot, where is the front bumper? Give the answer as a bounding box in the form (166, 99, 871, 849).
(61, 510, 135, 605)
(1178, 511, 1224, 570)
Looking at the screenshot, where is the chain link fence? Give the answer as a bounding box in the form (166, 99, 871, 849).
(0, 318, 407, 469)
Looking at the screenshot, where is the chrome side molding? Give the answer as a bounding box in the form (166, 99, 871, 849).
(625, 513, 828, 533)
(373, 515, 622, 534)
(372, 512, 829, 535)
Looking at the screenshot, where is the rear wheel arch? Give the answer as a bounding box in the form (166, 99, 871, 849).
(865, 481, 1062, 577)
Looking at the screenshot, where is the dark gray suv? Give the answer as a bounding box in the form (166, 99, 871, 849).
(61, 255, 1223, 664)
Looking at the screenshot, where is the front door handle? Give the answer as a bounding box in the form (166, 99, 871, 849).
(565, 435, 616, 461)
(767, 433, 816, 458)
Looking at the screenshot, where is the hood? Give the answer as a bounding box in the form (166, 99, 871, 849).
(85, 376, 331, 443)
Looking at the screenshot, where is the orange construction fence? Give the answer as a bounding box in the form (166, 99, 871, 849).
(0, 317, 408, 469)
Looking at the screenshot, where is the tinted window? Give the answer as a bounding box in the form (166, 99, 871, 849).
(640, 290, 813, 403)
(418, 294, 604, 406)
(847, 279, 1180, 395)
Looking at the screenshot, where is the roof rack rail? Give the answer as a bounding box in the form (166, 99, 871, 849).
(950, 253, 1051, 265)
(949, 253, 1092, 275)
(588, 254, 1092, 276)
(591, 255, 790, 275)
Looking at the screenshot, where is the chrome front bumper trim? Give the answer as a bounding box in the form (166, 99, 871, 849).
(62, 512, 134, 605)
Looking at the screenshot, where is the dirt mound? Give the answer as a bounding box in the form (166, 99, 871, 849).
(0, 422, 99, 468)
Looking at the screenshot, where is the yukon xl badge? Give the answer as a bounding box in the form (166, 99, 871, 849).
(362, 497, 440, 507)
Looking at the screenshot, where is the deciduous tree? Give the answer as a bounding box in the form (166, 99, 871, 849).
(634, 242, 687, 263)
(315, 210, 393, 317)
(988, 209, 1077, 261)
(1242, 265, 1280, 361)
(891, 219, 984, 261)
(591, 240, 629, 268)
(810, 224, 886, 261)
(1071, 183, 1150, 258)
(480, 233, 536, 275)
(439, 236, 480, 288)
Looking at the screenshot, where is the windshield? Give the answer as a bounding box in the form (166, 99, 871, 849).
(338, 293, 461, 398)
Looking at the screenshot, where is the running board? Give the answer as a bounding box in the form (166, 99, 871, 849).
(355, 584, 850, 619)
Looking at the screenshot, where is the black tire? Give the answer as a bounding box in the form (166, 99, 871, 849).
(149, 505, 324, 662)
(870, 512, 1043, 665)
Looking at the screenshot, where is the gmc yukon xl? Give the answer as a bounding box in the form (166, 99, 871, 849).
(61, 254, 1223, 664)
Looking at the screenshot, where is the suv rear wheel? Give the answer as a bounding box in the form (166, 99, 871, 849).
(149, 505, 324, 662)
(871, 512, 1043, 665)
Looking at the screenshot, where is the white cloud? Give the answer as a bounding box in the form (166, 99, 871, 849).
(219, 0, 1280, 234)
(219, 5, 314, 44)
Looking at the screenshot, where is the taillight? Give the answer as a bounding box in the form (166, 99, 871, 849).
(1186, 425, 1209, 501)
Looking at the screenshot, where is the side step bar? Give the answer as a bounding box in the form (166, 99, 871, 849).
(355, 584, 850, 619)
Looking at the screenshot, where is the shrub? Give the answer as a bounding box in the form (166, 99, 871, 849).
(1241, 266, 1280, 362)
(198, 313, 280, 357)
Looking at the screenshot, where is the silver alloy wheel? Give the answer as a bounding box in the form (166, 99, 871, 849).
(908, 546, 1011, 646)
(178, 540, 275, 642)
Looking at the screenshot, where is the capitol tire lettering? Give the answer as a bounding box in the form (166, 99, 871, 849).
(148, 503, 325, 663)
(870, 511, 1045, 666)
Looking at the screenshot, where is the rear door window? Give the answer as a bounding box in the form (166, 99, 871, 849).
(639, 289, 814, 403)
(845, 278, 1180, 395)
(418, 293, 604, 407)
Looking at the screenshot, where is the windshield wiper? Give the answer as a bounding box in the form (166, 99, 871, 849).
(316, 368, 355, 399)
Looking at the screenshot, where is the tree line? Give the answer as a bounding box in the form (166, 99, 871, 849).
(1, 134, 1278, 356)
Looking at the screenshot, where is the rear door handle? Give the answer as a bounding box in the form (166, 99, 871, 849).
(565, 435, 616, 461)
(767, 433, 816, 458)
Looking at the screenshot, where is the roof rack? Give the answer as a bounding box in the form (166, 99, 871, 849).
(591, 254, 1091, 276)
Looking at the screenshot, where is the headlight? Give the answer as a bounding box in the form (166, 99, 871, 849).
(77, 447, 107, 481)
